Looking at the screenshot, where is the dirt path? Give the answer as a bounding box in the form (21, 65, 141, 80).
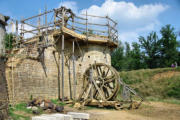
(83, 101, 180, 120)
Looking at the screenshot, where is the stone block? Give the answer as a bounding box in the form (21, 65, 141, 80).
(32, 114, 73, 120)
(32, 116, 57, 120)
(49, 114, 73, 120)
(67, 112, 90, 119)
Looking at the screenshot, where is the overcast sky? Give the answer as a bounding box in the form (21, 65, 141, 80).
(0, 0, 180, 43)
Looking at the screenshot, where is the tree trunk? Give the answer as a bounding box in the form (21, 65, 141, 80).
(0, 57, 8, 120)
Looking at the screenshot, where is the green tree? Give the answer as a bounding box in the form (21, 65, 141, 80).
(4, 33, 14, 50)
(160, 25, 179, 67)
(139, 31, 161, 68)
(130, 42, 146, 69)
(122, 42, 133, 70)
(111, 41, 124, 71)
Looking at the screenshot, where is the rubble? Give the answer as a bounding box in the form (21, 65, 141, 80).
(27, 98, 64, 114)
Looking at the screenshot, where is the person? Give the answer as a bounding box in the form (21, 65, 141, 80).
(175, 62, 178, 68)
(171, 63, 175, 68)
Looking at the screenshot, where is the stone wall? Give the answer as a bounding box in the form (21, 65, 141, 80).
(0, 57, 8, 119)
(6, 39, 111, 103)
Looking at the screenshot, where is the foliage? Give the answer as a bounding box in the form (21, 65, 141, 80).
(139, 31, 161, 68)
(9, 103, 31, 120)
(111, 41, 124, 71)
(4, 33, 14, 50)
(160, 25, 179, 67)
(51, 99, 66, 106)
(111, 24, 180, 71)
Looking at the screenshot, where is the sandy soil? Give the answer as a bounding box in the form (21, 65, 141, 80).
(13, 101, 180, 120)
(82, 101, 180, 120)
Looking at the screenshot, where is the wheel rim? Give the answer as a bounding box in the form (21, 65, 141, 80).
(83, 63, 120, 101)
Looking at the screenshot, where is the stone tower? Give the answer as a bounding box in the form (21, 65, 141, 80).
(0, 14, 9, 120)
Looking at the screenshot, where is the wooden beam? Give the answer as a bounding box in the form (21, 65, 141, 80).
(23, 22, 38, 28)
(81, 14, 106, 19)
(21, 10, 53, 22)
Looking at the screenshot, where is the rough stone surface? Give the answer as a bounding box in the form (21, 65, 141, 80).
(67, 112, 90, 119)
(0, 57, 8, 119)
(32, 114, 73, 120)
(5, 33, 112, 103)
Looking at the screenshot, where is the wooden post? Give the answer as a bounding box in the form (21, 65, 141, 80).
(61, 8, 65, 102)
(72, 40, 76, 100)
(45, 5, 48, 45)
(54, 11, 56, 30)
(20, 18, 24, 39)
(72, 16, 74, 30)
(107, 16, 111, 40)
(38, 9, 41, 35)
(90, 65, 93, 99)
(68, 58, 72, 99)
(15, 20, 18, 48)
(86, 11, 88, 41)
(58, 53, 61, 100)
(16, 20, 18, 36)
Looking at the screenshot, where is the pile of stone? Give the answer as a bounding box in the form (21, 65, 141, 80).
(27, 98, 64, 114)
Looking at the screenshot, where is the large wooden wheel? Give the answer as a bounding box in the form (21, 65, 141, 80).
(80, 63, 120, 101)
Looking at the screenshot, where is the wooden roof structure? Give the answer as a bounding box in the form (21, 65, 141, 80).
(9, 6, 118, 49)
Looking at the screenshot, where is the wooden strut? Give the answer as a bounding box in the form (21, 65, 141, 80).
(92, 63, 105, 101)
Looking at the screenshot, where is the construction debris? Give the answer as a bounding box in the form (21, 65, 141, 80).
(27, 98, 64, 114)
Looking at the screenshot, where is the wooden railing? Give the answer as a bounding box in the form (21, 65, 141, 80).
(18, 7, 118, 44)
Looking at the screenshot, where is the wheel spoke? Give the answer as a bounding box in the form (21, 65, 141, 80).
(105, 68, 110, 77)
(81, 63, 120, 101)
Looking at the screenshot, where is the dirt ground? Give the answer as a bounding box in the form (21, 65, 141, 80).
(12, 101, 180, 120)
(78, 101, 180, 120)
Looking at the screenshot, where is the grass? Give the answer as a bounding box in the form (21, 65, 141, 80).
(51, 99, 66, 106)
(118, 67, 180, 104)
(146, 96, 180, 105)
(9, 103, 31, 120)
(8, 99, 66, 120)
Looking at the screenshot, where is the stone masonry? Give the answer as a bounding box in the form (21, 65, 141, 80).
(5, 34, 112, 103)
